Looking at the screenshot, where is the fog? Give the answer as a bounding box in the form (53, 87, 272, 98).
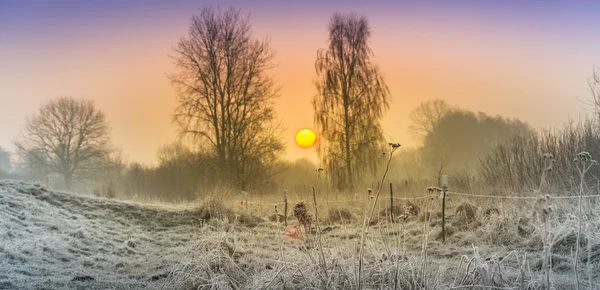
(1, 0, 598, 165)
(4, 2, 600, 289)
(1, 0, 599, 197)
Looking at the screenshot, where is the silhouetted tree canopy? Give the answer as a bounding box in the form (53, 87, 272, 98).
(313, 12, 390, 190)
(14, 97, 113, 189)
(278, 158, 319, 192)
(585, 65, 600, 112)
(169, 6, 284, 191)
(417, 107, 532, 182)
(409, 100, 454, 145)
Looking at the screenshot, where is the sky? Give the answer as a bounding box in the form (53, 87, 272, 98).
(1, 0, 600, 165)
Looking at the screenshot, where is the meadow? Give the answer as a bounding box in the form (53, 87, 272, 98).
(3, 2, 600, 289)
(1, 172, 599, 289)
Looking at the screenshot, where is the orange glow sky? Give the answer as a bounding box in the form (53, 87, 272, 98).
(1, 0, 599, 165)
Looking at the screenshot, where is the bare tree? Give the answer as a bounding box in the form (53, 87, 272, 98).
(409, 100, 453, 184)
(418, 108, 532, 185)
(169, 6, 284, 191)
(155, 142, 205, 198)
(14, 97, 112, 189)
(313, 13, 391, 190)
(586, 65, 600, 111)
(408, 99, 452, 144)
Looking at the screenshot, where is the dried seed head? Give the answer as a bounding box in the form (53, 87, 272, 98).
(367, 188, 373, 194)
(426, 186, 441, 192)
(293, 201, 313, 229)
(577, 151, 593, 162)
(388, 142, 401, 149)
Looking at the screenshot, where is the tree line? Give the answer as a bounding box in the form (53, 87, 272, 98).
(4, 6, 596, 199)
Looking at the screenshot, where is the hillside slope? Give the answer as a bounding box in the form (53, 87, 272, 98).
(0, 180, 200, 290)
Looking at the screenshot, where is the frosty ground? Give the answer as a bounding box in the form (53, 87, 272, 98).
(1, 180, 599, 289)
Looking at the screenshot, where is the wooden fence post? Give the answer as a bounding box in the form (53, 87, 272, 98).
(441, 175, 448, 243)
(389, 182, 394, 223)
(284, 189, 288, 226)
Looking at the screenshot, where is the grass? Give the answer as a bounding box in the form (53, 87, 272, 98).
(1, 175, 600, 289)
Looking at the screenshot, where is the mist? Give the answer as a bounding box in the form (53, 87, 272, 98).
(2, 1, 600, 289)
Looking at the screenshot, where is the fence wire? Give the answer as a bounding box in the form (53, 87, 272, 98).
(240, 191, 600, 208)
(448, 191, 600, 200)
(241, 193, 442, 207)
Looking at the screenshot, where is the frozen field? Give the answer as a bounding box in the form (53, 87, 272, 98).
(1, 180, 599, 289)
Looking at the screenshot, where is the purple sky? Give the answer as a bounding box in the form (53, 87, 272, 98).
(1, 0, 600, 164)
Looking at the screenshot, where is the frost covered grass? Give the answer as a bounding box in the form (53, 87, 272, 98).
(1, 179, 600, 289)
(0, 180, 209, 289)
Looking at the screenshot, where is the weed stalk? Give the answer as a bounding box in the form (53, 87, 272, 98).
(358, 142, 400, 289)
(312, 168, 328, 281)
(574, 151, 595, 290)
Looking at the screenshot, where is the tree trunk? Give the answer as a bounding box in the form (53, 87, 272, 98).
(64, 172, 72, 190)
(344, 102, 353, 190)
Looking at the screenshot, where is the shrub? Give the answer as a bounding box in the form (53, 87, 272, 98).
(328, 207, 354, 224)
(455, 203, 477, 221)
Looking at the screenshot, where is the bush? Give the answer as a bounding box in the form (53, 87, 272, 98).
(483, 207, 500, 217)
(455, 203, 477, 221)
(192, 199, 262, 227)
(381, 202, 420, 219)
(419, 211, 442, 222)
(479, 117, 600, 193)
(328, 207, 354, 224)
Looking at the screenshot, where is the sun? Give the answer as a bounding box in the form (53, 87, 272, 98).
(295, 128, 317, 148)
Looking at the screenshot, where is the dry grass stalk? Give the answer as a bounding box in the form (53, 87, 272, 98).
(573, 151, 596, 290)
(358, 142, 400, 289)
(536, 153, 555, 289)
(311, 166, 328, 281)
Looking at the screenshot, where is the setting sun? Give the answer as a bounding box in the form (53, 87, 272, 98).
(295, 128, 317, 148)
(1, 1, 600, 288)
